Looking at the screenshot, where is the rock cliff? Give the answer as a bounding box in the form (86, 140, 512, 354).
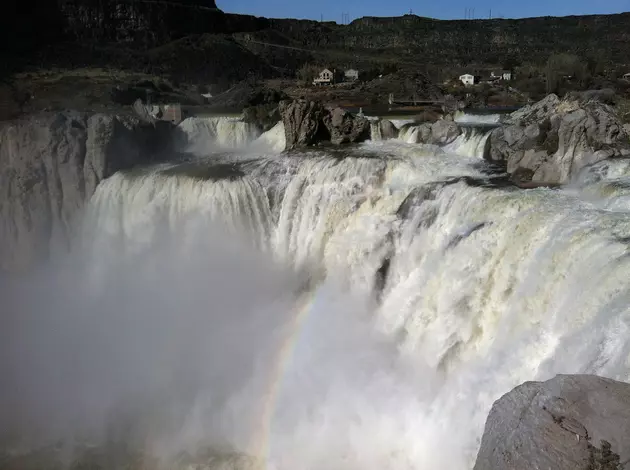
(488, 94, 630, 183)
(0, 112, 175, 272)
(474, 375, 630, 470)
(279, 100, 372, 149)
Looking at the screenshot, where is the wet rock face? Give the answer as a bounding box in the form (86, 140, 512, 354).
(488, 94, 630, 184)
(0, 112, 172, 272)
(474, 375, 630, 470)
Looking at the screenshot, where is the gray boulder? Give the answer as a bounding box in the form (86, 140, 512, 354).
(279, 100, 324, 149)
(0, 111, 163, 272)
(430, 119, 461, 145)
(474, 375, 630, 470)
(379, 119, 399, 140)
(323, 107, 371, 145)
(489, 94, 630, 184)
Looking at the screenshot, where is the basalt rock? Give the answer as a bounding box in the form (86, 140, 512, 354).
(323, 107, 371, 145)
(0, 111, 175, 272)
(474, 375, 630, 470)
(488, 94, 630, 184)
(279, 100, 325, 149)
(379, 119, 399, 140)
(279, 100, 372, 148)
(430, 119, 461, 145)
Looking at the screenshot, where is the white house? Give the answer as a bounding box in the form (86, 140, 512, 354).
(345, 68, 359, 81)
(623, 73, 630, 81)
(459, 74, 476, 86)
(502, 70, 513, 81)
(313, 69, 334, 86)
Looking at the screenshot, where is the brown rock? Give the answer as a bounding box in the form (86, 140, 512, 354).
(278, 100, 325, 149)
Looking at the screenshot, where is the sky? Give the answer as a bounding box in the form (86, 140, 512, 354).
(218, 0, 629, 21)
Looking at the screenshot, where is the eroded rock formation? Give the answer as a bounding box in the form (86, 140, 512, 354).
(0, 112, 174, 272)
(322, 107, 371, 145)
(488, 94, 630, 184)
(474, 375, 630, 470)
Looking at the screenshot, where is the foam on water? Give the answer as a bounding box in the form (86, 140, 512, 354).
(454, 112, 502, 125)
(444, 127, 493, 159)
(4, 140, 630, 469)
(178, 117, 262, 154)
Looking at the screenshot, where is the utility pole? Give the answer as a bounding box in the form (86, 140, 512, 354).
(489, 9, 492, 19)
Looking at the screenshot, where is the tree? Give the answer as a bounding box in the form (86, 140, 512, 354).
(546, 53, 588, 94)
(502, 57, 521, 72)
(296, 64, 320, 86)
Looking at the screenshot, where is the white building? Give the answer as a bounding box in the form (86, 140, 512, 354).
(502, 70, 513, 81)
(459, 74, 476, 86)
(623, 73, 630, 81)
(344, 69, 359, 81)
(313, 68, 334, 86)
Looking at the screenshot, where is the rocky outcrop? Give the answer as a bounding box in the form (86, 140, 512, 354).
(0, 112, 171, 272)
(488, 94, 630, 184)
(379, 120, 399, 140)
(323, 107, 370, 145)
(279, 101, 372, 148)
(430, 120, 461, 145)
(474, 375, 630, 470)
(279, 100, 325, 149)
(399, 120, 460, 145)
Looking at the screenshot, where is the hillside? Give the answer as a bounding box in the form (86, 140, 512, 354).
(6, 3, 630, 76)
(3, 2, 630, 119)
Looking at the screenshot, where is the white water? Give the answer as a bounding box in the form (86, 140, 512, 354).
(370, 122, 383, 141)
(178, 117, 263, 153)
(454, 112, 502, 125)
(253, 122, 287, 153)
(4, 137, 630, 469)
(444, 127, 493, 159)
(398, 124, 426, 144)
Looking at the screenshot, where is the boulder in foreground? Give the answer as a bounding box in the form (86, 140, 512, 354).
(474, 374, 630, 470)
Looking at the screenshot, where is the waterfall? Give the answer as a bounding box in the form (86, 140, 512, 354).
(444, 126, 493, 159)
(454, 111, 502, 125)
(253, 122, 287, 153)
(370, 121, 383, 141)
(397, 123, 424, 143)
(5, 140, 630, 469)
(178, 116, 262, 153)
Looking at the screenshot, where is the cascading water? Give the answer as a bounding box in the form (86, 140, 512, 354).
(370, 121, 383, 141)
(4, 127, 630, 469)
(444, 126, 493, 159)
(454, 111, 502, 125)
(252, 122, 287, 153)
(178, 117, 263, 153)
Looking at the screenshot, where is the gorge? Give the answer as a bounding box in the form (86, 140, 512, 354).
(2, 96, 630, 469)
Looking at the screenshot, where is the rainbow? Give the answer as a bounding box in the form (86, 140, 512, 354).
(251, 286, 320, 468)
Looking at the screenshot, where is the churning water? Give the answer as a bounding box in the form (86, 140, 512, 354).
(2, 119, 630, 470)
